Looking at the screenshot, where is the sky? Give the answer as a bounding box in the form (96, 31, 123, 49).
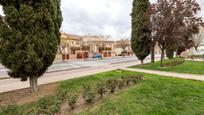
(0, 0, 204, 40)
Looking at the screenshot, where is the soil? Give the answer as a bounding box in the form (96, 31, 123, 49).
(0, 83, 58, 107)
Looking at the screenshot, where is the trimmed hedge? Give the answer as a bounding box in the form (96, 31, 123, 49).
(163, 58, 185, 67)
(190, 55, 204, 60)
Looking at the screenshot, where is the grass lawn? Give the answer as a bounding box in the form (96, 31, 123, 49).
(130, 59, 204, 75)
(1, 70, 204, 115)
(77, 74, 204, 115)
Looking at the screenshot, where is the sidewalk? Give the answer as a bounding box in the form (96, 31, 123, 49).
(0, 64, 3, 68)
(123, 68, 204, 82)
(186, 59, 204, 62)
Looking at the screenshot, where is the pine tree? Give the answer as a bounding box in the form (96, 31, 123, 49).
(131, 0, 151, 64)
(0, 0, 62, 93)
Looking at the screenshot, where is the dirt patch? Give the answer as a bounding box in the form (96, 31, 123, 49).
(0, 83, 58, 107)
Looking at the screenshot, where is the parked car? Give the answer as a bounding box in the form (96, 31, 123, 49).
(93, 53, 102, 59)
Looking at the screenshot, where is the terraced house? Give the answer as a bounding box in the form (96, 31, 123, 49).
(56, 33, 116, 61)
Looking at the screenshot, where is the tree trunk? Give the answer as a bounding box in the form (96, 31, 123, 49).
(29, 77, 38, 93)
(195, 46, 198, 52)
(151, 46, 155, 63)
(62, 54, 65, 62)
(151, 41, 156, 63)
(160, 48, 165, 67)
(123, 48, 126, 58)
(141, 60, 144, 65)
(175, 49, 178, 57)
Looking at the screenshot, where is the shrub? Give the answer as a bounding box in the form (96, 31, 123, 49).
(67, 93, 79, 110)
(121, 76, 131, 86)
(121, 76, 126, 84)
(126, 77, 131, 86)
(24, 109, 38, 115)
(38, 109, 52, 115)
(137, 74, 144, 82)
(56, 90, 67, 101)
(96, 82, 107, 98)
(37, 95, 64, 114)
(107, 79, 118, 93)
(115, 69, 123, 73)
(83, 84, 95, 103)
(38, 97, 52, 110)
(131, 76, 138, 84)
(48, 97, 62, 114)
(48, 104, 61, 114)
(129, 74, 144, 84)
(118, 79, 125, 89)
(0, 104, 20, 115)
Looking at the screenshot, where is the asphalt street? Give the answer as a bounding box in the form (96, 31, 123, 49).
(0, 56, 139, 78)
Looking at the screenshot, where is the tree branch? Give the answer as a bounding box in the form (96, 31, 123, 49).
(0, 0, 6, 6)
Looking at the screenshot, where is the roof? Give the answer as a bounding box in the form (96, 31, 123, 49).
(61, 33, 115, 43)
(83, 36, 113, 42)
(61, 33, 83, 41)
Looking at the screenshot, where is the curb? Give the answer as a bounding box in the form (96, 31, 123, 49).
(110, 60, 139, 64)
(0, 66, 90, 80)
(46, 66, 89, 74)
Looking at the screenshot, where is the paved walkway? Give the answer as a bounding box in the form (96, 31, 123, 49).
(123, 68, 204, 82)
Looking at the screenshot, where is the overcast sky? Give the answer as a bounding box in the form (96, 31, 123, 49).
(0, 0, 204, 40)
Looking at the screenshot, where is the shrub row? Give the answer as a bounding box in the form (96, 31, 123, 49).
(190, 55, 204, 60)
(67, 74, 144, 110)
(163, 58, 185, 67)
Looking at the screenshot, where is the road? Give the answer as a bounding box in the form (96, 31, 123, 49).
(0, 56, 139, 78)
(0, 56, 158, 93)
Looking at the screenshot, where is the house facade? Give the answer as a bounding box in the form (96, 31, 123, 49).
(56, 33, 116, 61)
(83, 35, 115, 58)
(114, 39, 133, 56)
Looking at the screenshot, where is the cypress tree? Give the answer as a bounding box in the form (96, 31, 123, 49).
(0, 0, 62, 93)
(131, 0, 151, 64)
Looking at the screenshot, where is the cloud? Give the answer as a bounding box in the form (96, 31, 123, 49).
(0, 0, 203, 40)
(61, 0, 133, 40)
(61, 0, 204, 40)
